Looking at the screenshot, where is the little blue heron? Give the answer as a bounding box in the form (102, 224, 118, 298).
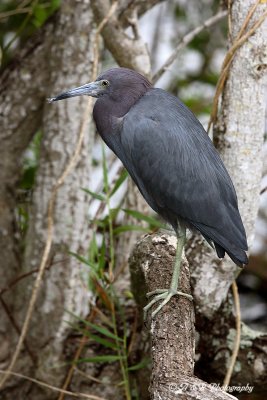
(48, 67, 248, 318)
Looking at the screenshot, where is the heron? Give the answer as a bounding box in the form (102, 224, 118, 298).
(48, 67, 248, 318)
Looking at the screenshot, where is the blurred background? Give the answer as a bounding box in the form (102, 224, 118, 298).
(0, 1, 266, 399)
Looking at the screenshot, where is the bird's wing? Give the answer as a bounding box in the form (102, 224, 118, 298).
(119, 89, 247, 254)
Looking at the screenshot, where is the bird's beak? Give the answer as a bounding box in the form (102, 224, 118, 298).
(47, 81, 102, 103)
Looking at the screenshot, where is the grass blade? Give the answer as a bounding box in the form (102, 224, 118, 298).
(66, 311, 123, 342)
(113, 225, 149, 235)
(84, 321, 123, 342)
(109, 169, 128, 197)
(81, 331, 118, 350)
(69, 251, 97, 270)
(123, 209, 164, 228)
(128, 358, 150, 371)
(77, 355, 123, 364)
(82, 187, 105, 201)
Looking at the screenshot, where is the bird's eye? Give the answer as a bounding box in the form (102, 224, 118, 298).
(102, 80, 109, 87)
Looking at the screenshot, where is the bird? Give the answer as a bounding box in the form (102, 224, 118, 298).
(48, 67, 248, 318)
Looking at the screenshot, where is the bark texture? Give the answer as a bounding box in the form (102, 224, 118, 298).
(91, 0, 164, 77)
(1, 1, 95, 398)
(0, 17, 56, 365)
(129, 232, 236, 400)
(187, 0, 267, 319)
(195, 296, 267, 389)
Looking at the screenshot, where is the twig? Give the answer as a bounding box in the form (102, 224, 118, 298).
(0, 7, 31, 20)
(58, 336, 89, 400)
(207, 0, 266, 132)
(0, 0, 117, 390)
(152, 10, 227, 84)
(227, 0, 233, 43)
(74, 368, 113, 385)
(0, 258, 68, 296)
(58, 309, 97, 400)
(0, 370, 107, 400)
(0, 296, 36, 363)
(223, 281, 241, 388)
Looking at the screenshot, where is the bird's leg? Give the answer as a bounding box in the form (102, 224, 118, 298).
(143, 224, 193, 320)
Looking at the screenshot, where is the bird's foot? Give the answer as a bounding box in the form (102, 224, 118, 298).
(143, 288, 193, 320)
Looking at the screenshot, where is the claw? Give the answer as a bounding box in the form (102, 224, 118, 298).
(143, 289, 193, 320)
(143, 226, 193, 321)
(146, 289, 167, 298)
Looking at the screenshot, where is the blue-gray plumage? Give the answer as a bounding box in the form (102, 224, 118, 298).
(48, 67, 248, 317)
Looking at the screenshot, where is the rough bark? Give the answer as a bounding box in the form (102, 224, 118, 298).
(1, 1, 95, 398)
(195, 296, 267, 389)
(0, 16, 56, 363)
(129, 232, 236, 400)
(91, 0, 164, 77)
(187, 0, 267, 319)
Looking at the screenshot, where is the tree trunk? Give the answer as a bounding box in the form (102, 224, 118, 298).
(128, 0, 267, 396)
(0, 15, 55, 370)
(0, 1, 96, 398)
(129, 232, 237, 400)
(187, 0, 266, 319)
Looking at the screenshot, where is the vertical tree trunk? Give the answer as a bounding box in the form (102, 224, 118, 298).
(187, 0, 266, 318)
(0, 18, 55, 373)
(1, 1, 96, 398)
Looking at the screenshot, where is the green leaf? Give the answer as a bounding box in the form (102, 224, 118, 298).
(69, 251, 98, 273)
(33, 5, 47, 27)
(128, 358, 150, 371)
(98, 238, 106, 271)
(83, 321, 123, 342)
(109, 207, 120, 220)
(113, 225, 149, 235)
(20, 166, 36, 190)
(109, 169, 128, 197)
(82, 188, 105, 201)
(66, 311, 123, 342)
(77, 355, 123, 364)
(123, 209, 164, 228)
(81, 331, 118, 350)
(102, 144, 109, 193)
(89, 233, 99, 261)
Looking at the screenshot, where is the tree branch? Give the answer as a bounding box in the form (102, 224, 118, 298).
(129, 232, 235, 400)
(90, 0, 163, 77)
(152, 9, 228, 84)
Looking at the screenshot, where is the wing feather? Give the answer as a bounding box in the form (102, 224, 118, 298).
(117, 89, 247, 261)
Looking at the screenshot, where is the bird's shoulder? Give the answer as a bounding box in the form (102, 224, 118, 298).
(121, 88, 228, 182)
(125, 88, 201, 127)
(120, 87, 237, 208)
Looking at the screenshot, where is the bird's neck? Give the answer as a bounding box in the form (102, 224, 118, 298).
(93, 88, 147, 135)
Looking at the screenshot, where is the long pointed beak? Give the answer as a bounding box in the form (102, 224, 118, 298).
(47, 81, 101, 103)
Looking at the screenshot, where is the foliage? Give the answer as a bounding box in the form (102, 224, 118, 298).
(0, 0, 61, 67)
(169, 0, 227, 116)
(17, 130, 42, 239)
(68, 144, 159, 399)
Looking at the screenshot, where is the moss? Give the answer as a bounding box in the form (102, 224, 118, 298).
(240, 323, 266, 348)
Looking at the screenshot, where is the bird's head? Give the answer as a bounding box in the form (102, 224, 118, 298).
(48, 68, 151, 104)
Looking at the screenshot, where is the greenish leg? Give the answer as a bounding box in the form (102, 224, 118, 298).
(143, 224, 193, 320)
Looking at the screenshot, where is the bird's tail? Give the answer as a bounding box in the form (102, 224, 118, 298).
(214, 242, 248, 267)
(193, 221, 248, 267)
